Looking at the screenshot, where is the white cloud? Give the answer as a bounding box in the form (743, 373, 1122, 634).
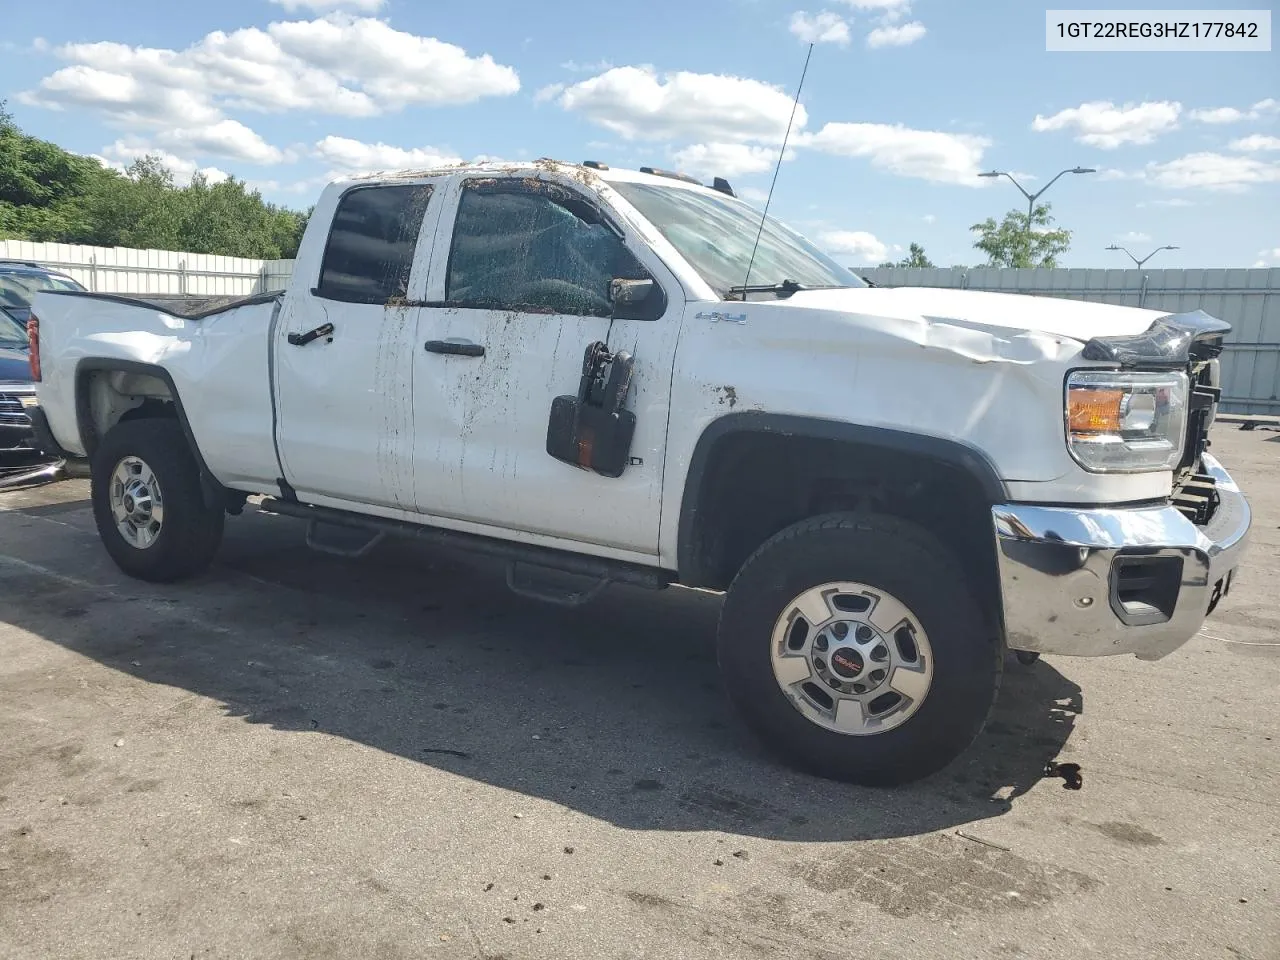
(922, 213, 936, 224)
(1145, 152, 1280, 191)
(19, 16, 519, 140)
(266, 17, 520, 109)
(838, 0, 911, 12)
(1097, 167, 1142, 181)
(534, 83, 566, 104)
(671, 142, 791, 178)
(800, 122, 990, 184)
(866, 21, 926, 47)
(739, 187, 769, 205)
(1189, 106, 1245, 124)
(160, 120, 287, 165)
(818, 229, 888, 263)
(1230, 134, 1280, 152)
(552, 66, 807, 143)
(1190, 99, 1279, 124)
(1253, 247, 1280, 267)
(314, 136, 462, 173)
(1032, 100, 1181, 149)
(560, 59, 614, 73)
(790, 11, 852, 46)
(270, 0, 384, 9)
(94, 142, 230, 186)
(1117, 231, 1151, 243)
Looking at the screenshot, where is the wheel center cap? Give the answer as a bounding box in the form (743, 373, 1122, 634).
(829, 648, 864, 679)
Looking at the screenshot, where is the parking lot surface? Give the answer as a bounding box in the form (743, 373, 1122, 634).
(1, 427, 1277, 960)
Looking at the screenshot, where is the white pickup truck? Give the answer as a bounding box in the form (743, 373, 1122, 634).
(27, 160, 1251, 786)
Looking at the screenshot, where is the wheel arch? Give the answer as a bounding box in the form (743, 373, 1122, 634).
(676, 412, 1009, 598)
(75, 358, 228, 509)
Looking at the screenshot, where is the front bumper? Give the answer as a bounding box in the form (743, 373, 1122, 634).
(993, 452, 1250, 660)
(0, 385, 37, 449)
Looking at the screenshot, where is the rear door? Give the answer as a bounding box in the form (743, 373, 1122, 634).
(273, 180, 439, 510)
(409, 175, 682, 556)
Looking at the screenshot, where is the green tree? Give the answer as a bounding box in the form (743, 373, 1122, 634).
(0, 99, 118, 242)
(0, 103, 307, 259)
(970, 202, 1071, 268)
(879, 242, 935, 268)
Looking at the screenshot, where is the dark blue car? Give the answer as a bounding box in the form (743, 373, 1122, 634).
(0, 260, 86, 449)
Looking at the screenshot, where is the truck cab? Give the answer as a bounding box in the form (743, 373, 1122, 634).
(27, 160, 1251, 786)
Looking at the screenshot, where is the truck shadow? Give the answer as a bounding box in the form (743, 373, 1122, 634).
(3, 501, 1082, 842)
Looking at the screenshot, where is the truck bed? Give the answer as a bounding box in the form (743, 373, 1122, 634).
(36, 289, 282, 321)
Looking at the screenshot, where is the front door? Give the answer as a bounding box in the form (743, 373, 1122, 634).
(411, 175, 681, 556)
(273, 181, 437, 510)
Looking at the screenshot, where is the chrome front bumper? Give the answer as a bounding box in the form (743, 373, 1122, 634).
(992, 453, 1250, 660)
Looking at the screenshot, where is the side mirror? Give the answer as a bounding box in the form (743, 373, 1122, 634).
(609, 278, 654, 305)
(609, 277, 665, 321)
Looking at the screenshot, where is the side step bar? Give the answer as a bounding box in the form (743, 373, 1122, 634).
(257, 497, 673, 595)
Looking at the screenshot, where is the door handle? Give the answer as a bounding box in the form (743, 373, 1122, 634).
(424, 339, 484, 357)
(287, 322, 334, 346)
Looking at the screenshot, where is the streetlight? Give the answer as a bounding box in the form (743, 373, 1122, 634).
(978, 166, 1096, 234)
(1106, 244, 1179, 268)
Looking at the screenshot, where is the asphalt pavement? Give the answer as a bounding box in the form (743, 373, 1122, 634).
(1, 426, 1277, 960)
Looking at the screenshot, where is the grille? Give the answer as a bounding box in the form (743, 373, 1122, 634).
(0, 393, 30, 427)
(1180, 360, 1219, 469)
(1172, 358, 1221, 526)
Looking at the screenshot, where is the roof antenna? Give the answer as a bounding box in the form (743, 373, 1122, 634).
(739, 42, 813, 298)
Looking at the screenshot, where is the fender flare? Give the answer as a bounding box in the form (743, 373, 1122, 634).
(74, 358, 228, 510)
(676, 412, 1009, 586)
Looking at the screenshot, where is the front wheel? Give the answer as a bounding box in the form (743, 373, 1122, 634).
(91, 419, 225, 582)
(717, 512, 1001, 786)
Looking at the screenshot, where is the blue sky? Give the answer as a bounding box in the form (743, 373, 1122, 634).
(2, 0, 1276, 267)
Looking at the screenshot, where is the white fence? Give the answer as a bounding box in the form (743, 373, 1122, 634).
(857, 266, 1280, 416)
(1, 240, 293, 297)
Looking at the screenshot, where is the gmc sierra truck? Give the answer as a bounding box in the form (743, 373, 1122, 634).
(26, 160, 1251, 786)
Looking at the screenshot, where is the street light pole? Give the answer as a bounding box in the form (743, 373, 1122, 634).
(1105, 244, 1179, 268)
(978, 166, 1097, 240)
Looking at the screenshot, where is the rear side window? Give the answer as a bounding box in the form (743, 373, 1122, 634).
(315, 184, 433, 303)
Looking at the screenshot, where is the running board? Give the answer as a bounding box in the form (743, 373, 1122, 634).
(505, 562, 611, 608)
(257, 497, 672, 599)
(305, 520, 385, 559)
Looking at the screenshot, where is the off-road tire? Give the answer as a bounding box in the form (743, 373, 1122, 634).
(91, 419, 224, 582)
(717, 511, 1001, 786)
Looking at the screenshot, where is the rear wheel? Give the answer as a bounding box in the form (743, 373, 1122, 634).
(91, 419, 224, 582)
(717, 512, 1001, 786)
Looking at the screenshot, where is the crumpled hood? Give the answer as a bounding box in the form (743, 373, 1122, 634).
(785, 286, 1164, 343)
(0, 345, 31, 385)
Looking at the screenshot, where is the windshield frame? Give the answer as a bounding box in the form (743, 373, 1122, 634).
(605, 180, 866, 300)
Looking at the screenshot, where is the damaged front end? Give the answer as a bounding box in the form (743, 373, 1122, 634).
(993, 309, 1250, 660)
(1082, 310, 1231, 527)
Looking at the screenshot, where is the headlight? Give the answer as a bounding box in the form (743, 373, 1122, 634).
(1065, 370, 1187, 473)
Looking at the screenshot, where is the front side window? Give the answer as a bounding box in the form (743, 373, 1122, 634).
(446, 179, 649, 317)
(316, 184, 433, 303)
(609, 181, 865, 297)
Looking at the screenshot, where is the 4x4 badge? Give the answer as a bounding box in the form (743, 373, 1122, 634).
(696, 311, 747, 324)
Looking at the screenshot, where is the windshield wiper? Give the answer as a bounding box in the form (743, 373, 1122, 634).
(726, 278, 806, 300)
(726, 279, 855, 300)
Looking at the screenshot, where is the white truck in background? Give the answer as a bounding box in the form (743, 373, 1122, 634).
(26, 159, 1251, 786)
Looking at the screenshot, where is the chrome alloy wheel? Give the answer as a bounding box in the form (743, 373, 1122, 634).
(769, 582, 933, 736)
(109, 456, 164, 549)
